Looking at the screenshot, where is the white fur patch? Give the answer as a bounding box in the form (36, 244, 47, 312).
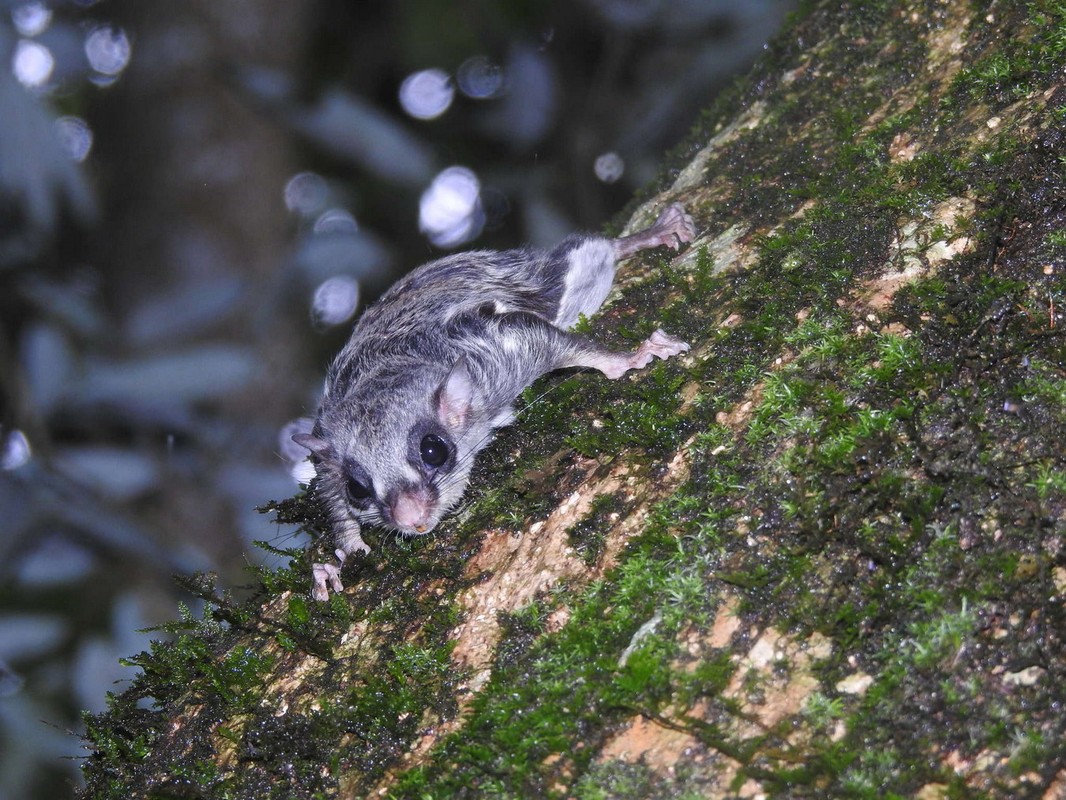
(555, 239, 615, 329)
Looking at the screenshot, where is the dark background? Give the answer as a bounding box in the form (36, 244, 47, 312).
(0, 1, 794, 795)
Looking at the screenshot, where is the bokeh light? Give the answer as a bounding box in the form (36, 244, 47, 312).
(1, 430, 32, 470)
(12, 3, 52, 37)
(55, 116, 93, 162)
(594, 151, 625, 183)
(419, 166, 484, 248)
(84, 25, 130, 78)
(399, 68, 454, 120)
(313, 208, 358, 235)
(13, 39, 54, 88)
(283, 171, 328, 217)
(311, 275, 360, 328)
(456, 55, 505, 99)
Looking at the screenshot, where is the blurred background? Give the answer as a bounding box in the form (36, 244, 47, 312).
(0, 0, 795, 795)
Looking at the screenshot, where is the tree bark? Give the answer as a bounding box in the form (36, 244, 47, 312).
(81, 1, 1066, 797)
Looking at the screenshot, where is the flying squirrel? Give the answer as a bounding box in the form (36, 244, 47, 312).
(294, 202, 696, 600)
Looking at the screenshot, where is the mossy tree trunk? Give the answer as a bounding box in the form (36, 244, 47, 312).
(82, 1, 1066, 797)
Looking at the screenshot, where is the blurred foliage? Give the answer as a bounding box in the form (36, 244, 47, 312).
(0, 0, 792, 797)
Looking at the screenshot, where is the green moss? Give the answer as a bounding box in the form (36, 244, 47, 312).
(951, 0, 1066, 104)
(570, 759, 704, 800)
(567, 491, 621, 566)
(384, 11, 1066, 786)
(388, 491, 748, 796)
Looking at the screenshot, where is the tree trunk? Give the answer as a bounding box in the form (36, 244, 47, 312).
(80, 1, 1066, 797)
(85, 0, 314, 572)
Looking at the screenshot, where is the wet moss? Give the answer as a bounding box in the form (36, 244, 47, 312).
(951, 0, 1066, 104)
(387, 523, 732, 798)
(567, 491, 622, 567)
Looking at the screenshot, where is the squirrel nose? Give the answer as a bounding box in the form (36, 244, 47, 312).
(392, 489, 434, 532)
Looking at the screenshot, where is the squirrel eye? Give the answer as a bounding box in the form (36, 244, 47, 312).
(420, 434, 450, 468)
(345, 476, 373, 503)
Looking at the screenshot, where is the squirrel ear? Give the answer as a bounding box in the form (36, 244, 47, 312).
(292, 432, 332, 457)
(437, 359, 476, 432)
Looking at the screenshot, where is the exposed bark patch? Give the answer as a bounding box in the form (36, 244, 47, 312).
(858, 196, 977, 312)
(598, 714, 704, 773)
(677, 592, 744, 661)
(675, 222, 750, 277)
(669, 101, 769, 193)
(449, 470, 606, 686)
(450, 522, 585, 688)
(716, 381, 766, 430)
(450, 444, 692, 689)
(722, 628, 832, 735)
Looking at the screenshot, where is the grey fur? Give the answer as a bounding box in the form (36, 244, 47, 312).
(296, 202, 696, 600)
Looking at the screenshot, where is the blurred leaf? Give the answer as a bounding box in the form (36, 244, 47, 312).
(125, 276, 246, 347)
(0, 658, 23, 697)
(479, 43, 557, 148)
(12, 535, 96, 587)
(216, 464, 305, 554)
(0, 465, 207, 574)
(292, 229, 392, 285)
(0, 689, 84, 795)
(34, 21, 92, 83)
(18, 275, 107, 338)
(0, 472, 34, 553)
(233, 65, 437, 185)
(77, 345, 258, 408)
(20, 322, 74, 415)
(53, 445, 160, 501)
(74, 592, 155, 713)
(0, 614, 67, 662)
(297, 88, 438, 184)
(0, 29, 94, 267)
